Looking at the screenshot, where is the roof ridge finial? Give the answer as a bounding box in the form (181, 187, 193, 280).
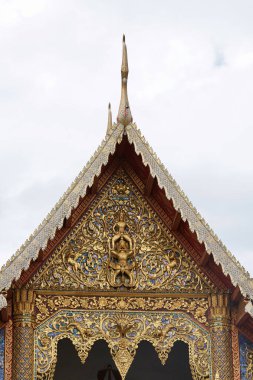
(117, 34, 133, 126)
(106, 102, 113, 134)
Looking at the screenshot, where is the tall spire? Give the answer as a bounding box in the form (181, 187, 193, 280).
(117, 35, 133, 126)
(107, 102, 112, 134)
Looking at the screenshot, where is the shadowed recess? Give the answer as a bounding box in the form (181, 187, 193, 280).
(127, 340, 192, 380)
(54, 339, 119, 380)
(54, 338, 192, 380)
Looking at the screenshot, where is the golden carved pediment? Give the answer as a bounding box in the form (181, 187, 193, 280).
(35, 309, 211, 380)
(29, 169, 213, 293)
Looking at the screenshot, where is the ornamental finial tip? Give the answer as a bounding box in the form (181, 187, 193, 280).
(117, 35, 132, 126)
(106, 102, 113, 134)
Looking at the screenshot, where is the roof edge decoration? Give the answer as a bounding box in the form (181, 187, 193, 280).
(0, 36, 252, 312)
(0, 124, 124, 293)
(125, 124, 253, 297)
(0, 122, 252, 303)
(0, 294, 7, 309)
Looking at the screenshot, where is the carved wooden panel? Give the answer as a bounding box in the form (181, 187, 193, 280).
(35, 309, 211, 380)
(29, 169, 213, 293)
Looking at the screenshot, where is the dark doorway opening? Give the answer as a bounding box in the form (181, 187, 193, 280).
(127, 340, 192, 380)
(54, 339, 192, 380)
(54, 339, 119, 380)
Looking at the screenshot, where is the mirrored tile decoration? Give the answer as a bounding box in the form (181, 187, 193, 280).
(0, 328, 4, 380)
(239, 334, 253, 380)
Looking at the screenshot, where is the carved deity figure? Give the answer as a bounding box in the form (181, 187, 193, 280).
(107, 211, 136, 287)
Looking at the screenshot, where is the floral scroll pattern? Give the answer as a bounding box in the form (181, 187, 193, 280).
(30, 171, 212, 293)
(35, 295, 209, 325)
(35, 310, 210, 380)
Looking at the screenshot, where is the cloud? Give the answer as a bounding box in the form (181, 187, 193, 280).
(0, 0, 46, 26)
(213, 48, 226, 68)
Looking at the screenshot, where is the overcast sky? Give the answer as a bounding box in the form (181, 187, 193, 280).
(0, 0, 253, 275)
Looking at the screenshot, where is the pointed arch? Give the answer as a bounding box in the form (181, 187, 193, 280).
(54, 338, 119, 380)
(35, 310, 211, 380)
(127, 340, 192, 380)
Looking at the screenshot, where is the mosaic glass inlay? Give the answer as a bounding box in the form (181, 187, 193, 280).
(240, 334, 253, 380)
(0, 328, 4, 380)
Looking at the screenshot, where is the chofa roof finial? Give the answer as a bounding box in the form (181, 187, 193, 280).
(117, 35, 133, 126)
(107, 102, 113, 134)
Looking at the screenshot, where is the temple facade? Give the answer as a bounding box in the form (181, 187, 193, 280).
(0, 36, 253, 380)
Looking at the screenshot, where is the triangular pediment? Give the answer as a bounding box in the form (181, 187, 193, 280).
(29, 168, 213, 293)
(1, 123, 253, 317)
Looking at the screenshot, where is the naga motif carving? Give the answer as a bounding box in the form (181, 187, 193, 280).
(29, 170, 212, 293)
(34, 310, 211, 380)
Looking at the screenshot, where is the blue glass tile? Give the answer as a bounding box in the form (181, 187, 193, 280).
(239, 333, 253, 379)
(0, 328, 5, 380)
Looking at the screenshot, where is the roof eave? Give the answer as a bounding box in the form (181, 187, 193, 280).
(0, 122, 252, 310)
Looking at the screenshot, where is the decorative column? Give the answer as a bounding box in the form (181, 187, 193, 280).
(231, 310, 241, 380)
(5, 319, 13, 380)
(13, 289, 35, 380)
(208, 293, 234, 380)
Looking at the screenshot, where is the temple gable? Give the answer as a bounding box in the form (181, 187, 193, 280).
(29, 169, 213, 293)
(1, 36, 252, 380)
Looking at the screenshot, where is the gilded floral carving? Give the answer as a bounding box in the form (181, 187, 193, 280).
(35, 294, 209, 325)
(29, 171, 212, 293)
(35, 310, 210, 380)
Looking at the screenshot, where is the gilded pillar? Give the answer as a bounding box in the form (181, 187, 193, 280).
(208, 293, 234, 380)
(5, 319, 13, 380)
(13, 289, 35, 380)
(231, 310, 241, 380)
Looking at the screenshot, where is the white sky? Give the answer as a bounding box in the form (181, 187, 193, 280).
(0, 0, 253, 275)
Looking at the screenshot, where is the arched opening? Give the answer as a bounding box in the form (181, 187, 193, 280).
(126, 340, 192, 380)
(54, 338, 84, 379)
(54, 339, 120, 380)
(35, 309, 210, 380)
(54, 338, 192, 380)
